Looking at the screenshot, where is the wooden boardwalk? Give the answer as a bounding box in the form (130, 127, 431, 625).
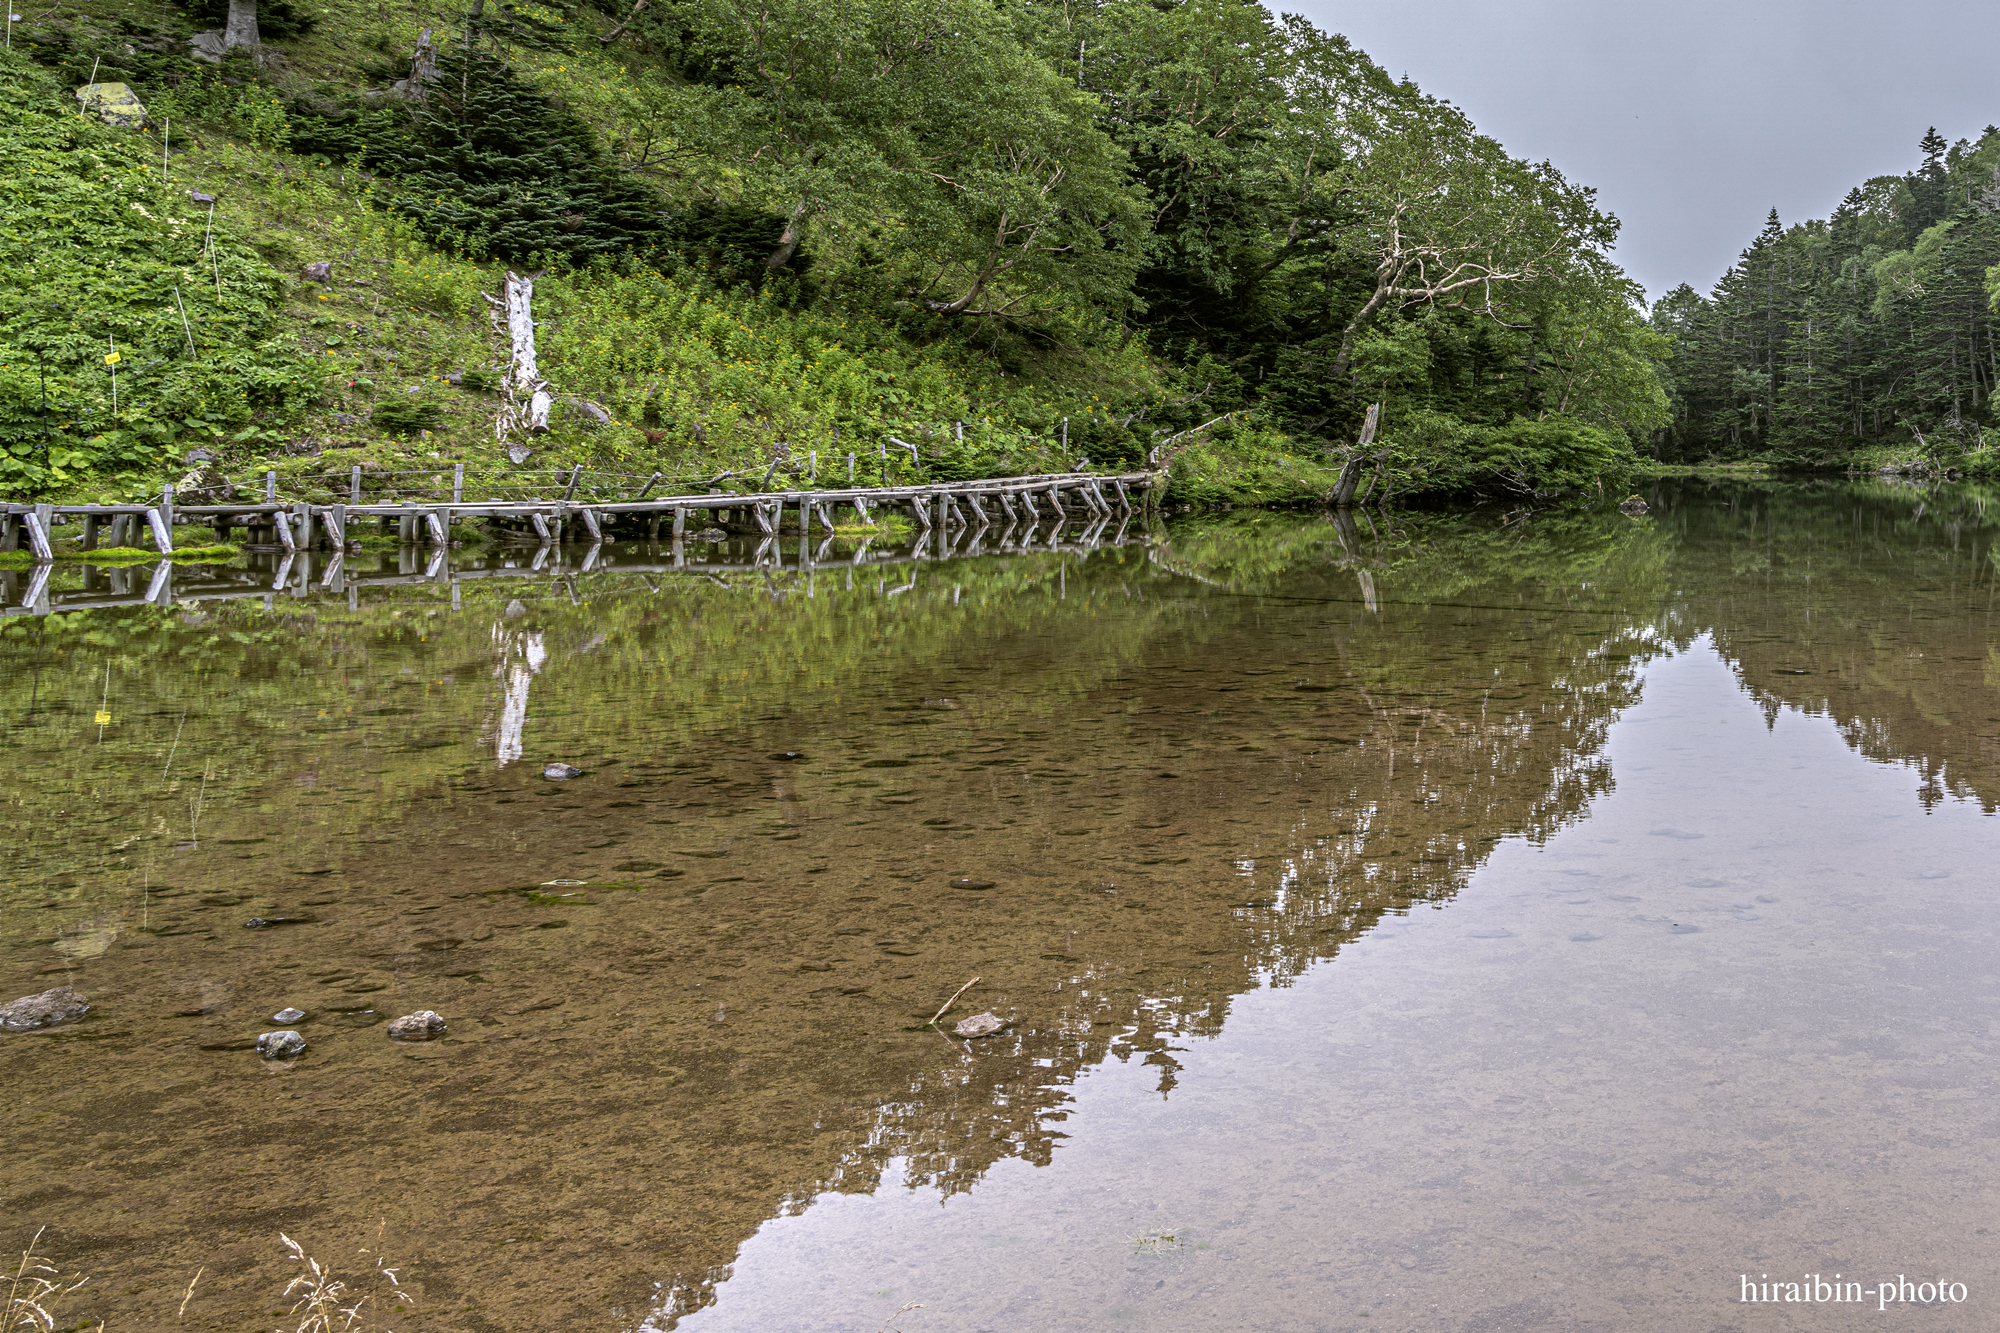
(1, 469, 1158, 559)
(2, 499, 1149, 618)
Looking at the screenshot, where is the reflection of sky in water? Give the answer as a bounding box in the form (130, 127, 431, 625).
(674, 640, 2000, 1332)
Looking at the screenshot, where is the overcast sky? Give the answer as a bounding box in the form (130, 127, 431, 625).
(1280, 0, 2000, 303)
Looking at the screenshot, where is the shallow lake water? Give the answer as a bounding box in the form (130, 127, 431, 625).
(2, 480, 1996, 1332)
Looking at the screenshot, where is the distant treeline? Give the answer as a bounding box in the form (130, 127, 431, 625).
(1654, 127, 2000, 472)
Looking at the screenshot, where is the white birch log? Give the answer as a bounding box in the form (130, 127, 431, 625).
(503, 269, 554, 434)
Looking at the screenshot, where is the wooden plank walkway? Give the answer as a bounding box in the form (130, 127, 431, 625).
(1, 470, 1159, 559)
(2, 504, 1147, 617)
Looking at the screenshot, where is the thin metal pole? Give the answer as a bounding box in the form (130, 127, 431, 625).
(172, 287, 197, 356)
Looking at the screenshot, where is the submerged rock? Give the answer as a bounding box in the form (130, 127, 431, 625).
(387, 1010, 448, 1041)
(690, 526, 729, 542)
(0, 986, 90, 1031)
(1619, 495, 1649, 516)
(950, 878, 996, 891)
(271, 1007, 307, 1024)
(257, 1030, 307, 1060)
(953, 1012, 1004, 1039)
(543, 762, 583, 780)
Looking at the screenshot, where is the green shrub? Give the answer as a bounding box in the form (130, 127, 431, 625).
(371, 398, 446, 436)
(0, 51, 324, 495)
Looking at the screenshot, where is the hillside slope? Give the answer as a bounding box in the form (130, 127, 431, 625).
(1, 0, 1665, 507)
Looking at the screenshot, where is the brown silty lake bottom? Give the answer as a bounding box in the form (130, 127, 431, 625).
(3, 480, 1999, 1331)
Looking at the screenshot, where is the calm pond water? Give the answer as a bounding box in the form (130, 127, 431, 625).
(2, 480, 1996, 1332)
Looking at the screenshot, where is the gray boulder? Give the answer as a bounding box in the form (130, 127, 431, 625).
(0, 986, 90, 1031)
(174, 461, 237, 506)
(543, 762, 583, 780)
(565, 398, 612, 429)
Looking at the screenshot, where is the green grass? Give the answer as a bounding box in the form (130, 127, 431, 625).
(2, 0, 1170, 504)
(0, 542, 243, 567)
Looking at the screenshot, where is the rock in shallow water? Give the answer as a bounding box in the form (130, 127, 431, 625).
(257, 1030, 307, 1060)
(954, 1012, 1004, 1038)
(0, 986, 90, 1031)
(387, 1010, 448, 1041)
(1619, 495, 1649, 516)
(543, 762, 583, 780)
(271, 1007, 307, 1024)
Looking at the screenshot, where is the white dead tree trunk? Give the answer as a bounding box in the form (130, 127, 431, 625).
(485, 268, 553, 454)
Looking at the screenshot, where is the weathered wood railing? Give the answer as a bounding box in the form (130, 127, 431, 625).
(1, 470, 1159, 559)
(1, 500, 1146, 617)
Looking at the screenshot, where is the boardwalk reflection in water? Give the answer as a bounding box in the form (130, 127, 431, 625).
(2, 482, 1996, 1331)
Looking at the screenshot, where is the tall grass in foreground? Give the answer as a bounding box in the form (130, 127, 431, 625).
(2, 1230, 412, 1333)
(0, 1230, 85, 1333)
(280, 1232, 413, 1333)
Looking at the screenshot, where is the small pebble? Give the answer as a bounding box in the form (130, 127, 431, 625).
(950, 878, 996, 891)
(769, 751, 806, 762)
(257, 1030, 306, 1060)
(271, 1007, 306, 1024)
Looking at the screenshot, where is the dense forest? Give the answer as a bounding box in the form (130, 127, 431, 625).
(1654, 126, 2000, 474)
(4, 0, 1670, 503)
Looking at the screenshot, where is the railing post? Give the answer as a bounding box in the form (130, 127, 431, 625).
(350, 464, 362, 506)
(265, 470, 277, 504)
(26, 505, 55, 561)
(564, 464, 582, 501)
(453, 463, 464, 504)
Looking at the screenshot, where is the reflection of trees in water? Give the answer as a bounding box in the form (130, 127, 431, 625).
(489, 625, 548, 766)
(45, 492, 1992, 1332)
(767, 550, 1652, 1225)
(1648, 479, 2000, 813)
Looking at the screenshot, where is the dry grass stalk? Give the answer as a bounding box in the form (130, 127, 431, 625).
(926, 976, 979, 1028)
(279, 1233, 413, 1333)
(875, 1301, 927, 1333)
(177, 1266, 203, 1320)
(0, 1229, 87, 1333)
